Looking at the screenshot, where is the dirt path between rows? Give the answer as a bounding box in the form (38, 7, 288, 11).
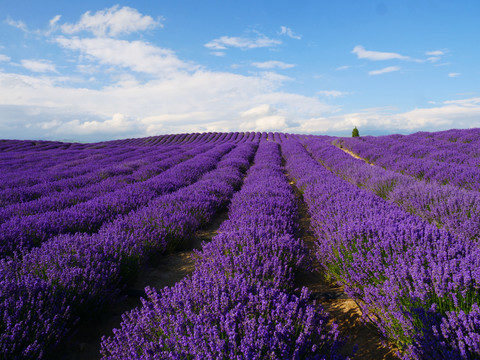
(289, 179, 398, 359)
(338, 145, 374, 166)
(51, 210, 229, 360)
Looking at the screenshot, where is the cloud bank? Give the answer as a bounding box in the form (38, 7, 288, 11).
(205, 34, 281, 51)
(60, 5, 161, 37)
(368, 66, 401, 76)
(352, 45, 410, 61)
(0, 6, 478, 141)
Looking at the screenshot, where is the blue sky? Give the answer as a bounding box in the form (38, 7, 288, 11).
(0, 1, 479, 141)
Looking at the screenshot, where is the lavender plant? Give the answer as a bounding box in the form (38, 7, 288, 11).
(0, 140, 257, 359)
(100, 141, 344, 360)
(281, 138, 480, 359)
(335, 128, 480, 190)
(300, 136, 480, 243)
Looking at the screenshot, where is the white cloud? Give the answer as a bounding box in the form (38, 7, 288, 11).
(0, 54, 11, 62)
(75, 64, 100, 74)
(317, 90, 349, 98)
(210, 51, 226, 57)
(426, 56, 441, 63)
(60, 5, 161, 37)
(353, 46, 448, 64)
(141, 111, 213, 133)
(336, 65, 351, 71)
(426, 50, 445, 56)
(448, 72, 461, 78)
(2, 64, 480, 139)
(1, 7, 476, 140)
(254, 91, 332, 117)
(40, 15, 63, 36)
(388, 100, 480, 129)
(295, 99, 480, 134)
(443, 97, 480, 106)
(352, 45, 410, 61)
(425, 50, 447, 63)
(55, 113, 138, 135)
(21, 59, 57, 73)
(239, 104, 288, 131)
(49, 15, 62, 28)
(56, 37, 193, 76)
(241, 104, 273, 118)
(205, 34, 281, 50)
(5, 18, 28, 32)
(257, 71, 292, 86)
(0, 65, 336, 140)
(251, 61, 295, 69)
(251, 115, 287, 131)
(279, 26, 302, 40)
(368, 66, 400, 76)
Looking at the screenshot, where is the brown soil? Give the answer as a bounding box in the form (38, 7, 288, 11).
(50, 210, 229, 360)
(290, 179, 398, 359)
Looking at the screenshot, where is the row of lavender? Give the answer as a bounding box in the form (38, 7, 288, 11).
(0, 132, 282, 222)
(101, 131, 263, 147)
(364, 129, 480, 163)
(0, 131, 255, 190)
(337, 129, 480, 166)
(0, 140, 259, 358)
(0, 145, 184, 209)
(0, 143, 221, 258)
(100, 141, 343, 359)
(0, 132, 245, 153)
(0, 145, 149, 190)
(5, 128, 478, 358)
(297, 135, 480, 243)
(0, 132, 266, 203)
(0, 132, 281, 189)
(282, 138, 480, 359)
(0, 132, 277, 261)
(1, 130, 284, 154)
(335, 128, 480, 190)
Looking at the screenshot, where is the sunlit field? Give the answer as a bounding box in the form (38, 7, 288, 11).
(1, 129, 480, 359)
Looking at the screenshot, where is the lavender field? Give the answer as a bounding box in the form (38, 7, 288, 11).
(1, 129, 480, 359)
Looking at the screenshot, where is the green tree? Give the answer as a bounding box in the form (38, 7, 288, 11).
(352, 126, 360, 137)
